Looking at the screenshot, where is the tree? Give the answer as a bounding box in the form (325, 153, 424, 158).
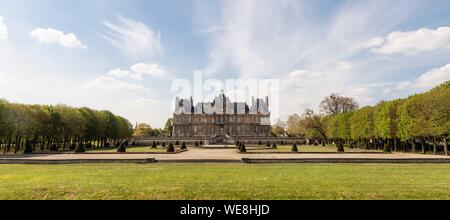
(320, 93, 359, 115)
(133, 123, 152, 137)
(164, 118, 173, 137)
(286, 114, 305, 137)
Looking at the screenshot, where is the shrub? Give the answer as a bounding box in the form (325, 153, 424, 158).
(199, 141, 203, 145)
(258, 140, 262, 145)
(239, 143, 246, 153)
(272, 143, 277, 149)
(156, 141, 160, 146)
(152, 141, 157, 148)
(266, 142, 270, 147)
(131, 141, 135, 146)
(74, 143, 86, 153)
(50, 144, 58, 151)
(24, 142, 33, 154)
(195, 141, 199, 147)
(337, 142, 345, 152)
(162, 142, 166, 147)
(181, 142, 187, 150)
(383, 142, 391, 153)
(167, 143, 175, 152)
(117, 140, 127, 153)
(281, 140, 284, 145)
(291, 143, 298, 152)
(175, 140, 179, 145)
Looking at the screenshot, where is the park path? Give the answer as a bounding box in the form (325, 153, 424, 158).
(0, 148, 448, 163)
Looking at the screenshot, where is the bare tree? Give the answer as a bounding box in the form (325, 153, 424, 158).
(303, 109, 327, 139)
(320, 93, 359, 115)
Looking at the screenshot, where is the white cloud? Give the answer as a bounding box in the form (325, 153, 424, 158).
(31, 28, 87, 48)
(130, 63, 165, 77)
(363, 37, 385, 48)
(82, 76, 147, 92)
(107, 63, 166, 81)
(0, 16, 7, 40)
(0, 72, 5, 84)
(367, 27, 450, 55)
(100, 16, 163, 60)
(108, 68, 131, 78)
(396, 63, 450, 90)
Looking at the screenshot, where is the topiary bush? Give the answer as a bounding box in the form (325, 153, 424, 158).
(152, 141, 157, 148)
(162, 142, 166, 147)
(117, 140, 127, 153)
(167, 143, 175, 152)
(175, 140, 179, 145)
(50, 143, 58, 151)
(383, 143, 391, 154)
(24, 141, 33, 154)
(74, 143, 86, 153)
(239, 143, 246, 153)
(291, 143, 298, 152)
(258, 140, 262, 145)
(181, 142, 187, 150)
(266, 142, 270, 147)
(272, 143, 277, 149)
(195, 141, 199, 147)
(337, 142, 345, 152)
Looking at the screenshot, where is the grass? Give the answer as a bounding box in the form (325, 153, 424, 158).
(0, 163, 450, 200)
(245, 145, 382, 153)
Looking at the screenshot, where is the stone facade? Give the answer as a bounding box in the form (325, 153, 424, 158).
(173, 91, 271, 141)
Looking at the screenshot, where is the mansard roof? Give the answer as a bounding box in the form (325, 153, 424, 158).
(174, 91, 269, 115)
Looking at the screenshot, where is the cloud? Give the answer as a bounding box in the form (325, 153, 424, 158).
(107, 63, 166, 80)
(0, 16, 7, 40)
(396, 63, 450, 90)
(30, 28, 87, 48)
(130, 63, 165, 77)
(108, 68, 131, 78)
(367, 27, 450, 55)
(100, 16, 163, 60)
(82, 76, 147, 92)
(196, 25, 228, 34)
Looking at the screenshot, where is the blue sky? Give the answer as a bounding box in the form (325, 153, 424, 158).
(1, 0, 450, 128)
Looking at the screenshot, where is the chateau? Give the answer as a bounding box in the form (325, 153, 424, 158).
(173, 90, 271, 143)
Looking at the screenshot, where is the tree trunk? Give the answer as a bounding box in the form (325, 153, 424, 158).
(421, 138, 425, 154)
(444, 137, 448, 156)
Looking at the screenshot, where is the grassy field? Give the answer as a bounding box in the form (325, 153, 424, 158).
(1, 163, 450, 200)
(245, 145, 382, 153)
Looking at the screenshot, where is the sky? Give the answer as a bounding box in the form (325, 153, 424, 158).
(1, 0, 450, 128)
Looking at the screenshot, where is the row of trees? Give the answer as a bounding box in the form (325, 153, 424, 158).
(0, 99, 133, 154)
(285, 81, 449, 154)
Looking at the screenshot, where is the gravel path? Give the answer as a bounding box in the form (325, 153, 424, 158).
(0, 148, 448, 162)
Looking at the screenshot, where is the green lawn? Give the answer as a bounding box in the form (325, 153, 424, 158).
(246, 145, 382, 153)
(1, 163, 449, 200)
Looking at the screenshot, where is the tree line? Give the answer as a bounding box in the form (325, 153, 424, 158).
(0, 99, 133, 154)
(285, 81, 450, 155)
